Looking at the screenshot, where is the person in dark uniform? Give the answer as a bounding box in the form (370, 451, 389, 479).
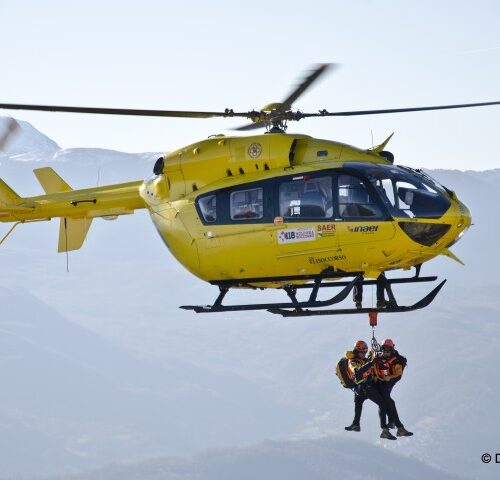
(373, 339, 413, 437)
(353, 273, 392, 309)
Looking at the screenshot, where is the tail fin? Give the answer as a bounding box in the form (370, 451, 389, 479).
(0, 178, 21, 206)
(34, 168, 92, 251)
(35, 169, 92, 252)
(58, 217, 93, 252)
(34, 167, 72, 193)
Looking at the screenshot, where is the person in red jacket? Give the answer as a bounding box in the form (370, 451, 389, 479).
(373, 339, 413, 437)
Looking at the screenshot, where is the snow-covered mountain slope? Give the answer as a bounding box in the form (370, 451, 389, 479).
(0, 116, 59, 158)
(0, 118, 499, 479)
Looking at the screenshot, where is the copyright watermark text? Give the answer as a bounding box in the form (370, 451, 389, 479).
(481, 453, 500, 464)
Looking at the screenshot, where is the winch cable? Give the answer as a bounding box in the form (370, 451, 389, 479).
(369, 312, 380, 354)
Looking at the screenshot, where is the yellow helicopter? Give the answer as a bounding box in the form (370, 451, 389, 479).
(0, 64, 495, 316)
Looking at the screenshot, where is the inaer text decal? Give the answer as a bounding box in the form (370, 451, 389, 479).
(347, 225, 379, 233)
(278, 227, 316, 244)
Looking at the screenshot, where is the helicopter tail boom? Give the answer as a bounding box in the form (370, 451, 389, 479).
(0, 170, 146, 251)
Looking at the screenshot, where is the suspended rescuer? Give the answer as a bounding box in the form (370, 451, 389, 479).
(373, 338, 413, 437)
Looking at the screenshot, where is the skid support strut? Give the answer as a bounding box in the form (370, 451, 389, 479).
(180, 270, 446, 316)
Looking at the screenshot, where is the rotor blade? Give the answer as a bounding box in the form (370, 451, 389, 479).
(302, 101, 500, 117)
(281, 63, 337, 110)
(0, 118, 19, 150)
(0, 103, 252, 119)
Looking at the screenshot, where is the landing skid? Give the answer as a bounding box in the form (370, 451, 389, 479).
(180, 270, 446, 316)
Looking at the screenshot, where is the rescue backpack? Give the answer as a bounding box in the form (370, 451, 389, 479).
(393, 353, 407, 383)
(397, 354, 407, 370)
(335, 357, 357, 389)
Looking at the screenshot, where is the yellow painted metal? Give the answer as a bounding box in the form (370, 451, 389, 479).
(0, 181, 144, 222)
(58, 217, 93, 252)
(146, 134, 471, 285)
(0, 174, 145, 250)
(34, 167, 72, 194)
(0, 178, 21, 204)
(369, 133, 394, 153)
(440, 248, 465, 265)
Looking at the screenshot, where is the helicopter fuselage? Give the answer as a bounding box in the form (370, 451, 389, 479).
(141, 133, 471, 285)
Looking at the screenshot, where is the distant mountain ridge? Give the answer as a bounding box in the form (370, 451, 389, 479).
(41, 437, 459, 480)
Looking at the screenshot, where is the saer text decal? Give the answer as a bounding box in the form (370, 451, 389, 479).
(317, 223, 336, 237)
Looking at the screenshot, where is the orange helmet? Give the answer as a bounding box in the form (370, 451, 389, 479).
(354, 340, 368, 351)
(382, 338, 395, 349)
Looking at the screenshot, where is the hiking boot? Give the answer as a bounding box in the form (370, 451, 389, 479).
(380, 428, 397, 440)
(377, 299, 397, 309)
(376, 299, 389, 309)
(397, 426, 414, 437)
(387, 421, 396, 429)
(344, 423, 361, 432)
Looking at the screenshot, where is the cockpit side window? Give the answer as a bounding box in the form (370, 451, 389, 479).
(197, 179, 274, 225)
(338, 174, 384, 220)
(230, 187, 263, 220)
(198, 194, 217, 222)
(279, 175, 333, 219)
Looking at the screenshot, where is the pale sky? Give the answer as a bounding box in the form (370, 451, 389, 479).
(1, 0, 500, 170)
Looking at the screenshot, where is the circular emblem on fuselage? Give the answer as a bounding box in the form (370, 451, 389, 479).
(248, 142, 262, 159)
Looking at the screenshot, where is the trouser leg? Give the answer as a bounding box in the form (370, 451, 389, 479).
(353, 283, 363, 303)
(378, 383, 403, 428)
(376, 274, 386, 303)
(353, 392, 366, 425)
(365, 386, 388, 429)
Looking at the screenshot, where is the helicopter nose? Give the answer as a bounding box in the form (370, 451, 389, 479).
(446, 197, 472, 247)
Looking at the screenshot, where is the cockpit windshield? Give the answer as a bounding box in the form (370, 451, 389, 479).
(344, 163, 451, 219)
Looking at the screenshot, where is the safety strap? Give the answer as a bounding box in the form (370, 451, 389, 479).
(371, 326, 380, 353)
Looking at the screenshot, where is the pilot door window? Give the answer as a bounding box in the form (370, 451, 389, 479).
(198, 194, 217, 223)
(338, 174, 383, 220)
(279, 176, 333, 220)
(230, 188, 264, 220)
